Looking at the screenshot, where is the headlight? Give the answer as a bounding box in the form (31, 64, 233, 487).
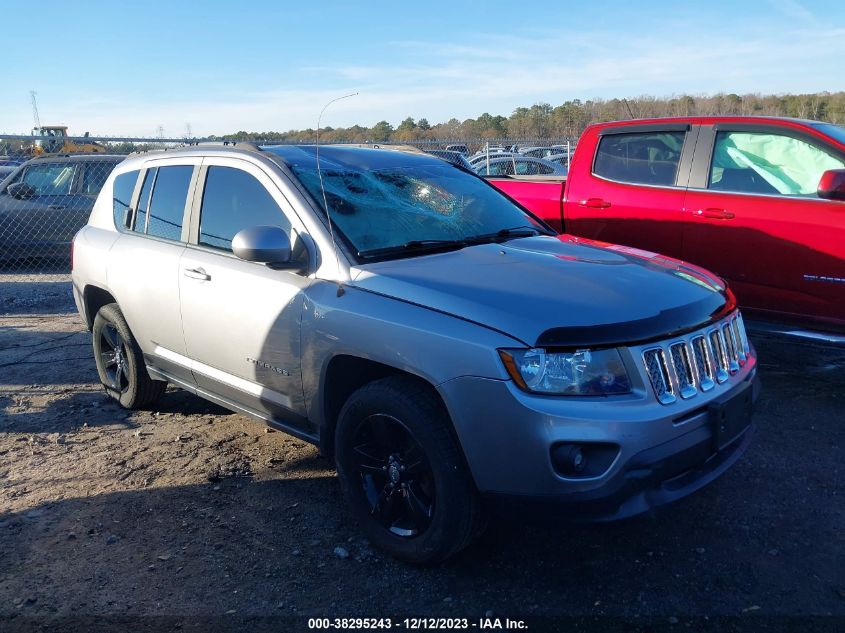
(498, 348, 631, 395)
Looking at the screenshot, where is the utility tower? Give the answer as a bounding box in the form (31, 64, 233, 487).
(30, 90, 41, 131)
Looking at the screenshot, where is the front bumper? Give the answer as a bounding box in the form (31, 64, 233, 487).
(438, 358, 759, 522)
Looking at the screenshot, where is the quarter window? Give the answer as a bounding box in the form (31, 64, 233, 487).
(146, 165, 193, 241)
(593, 131, 686, 186)
(112, 170, 139, 228)
(709, 131, 845, 196)
(199, 166, 291, 252)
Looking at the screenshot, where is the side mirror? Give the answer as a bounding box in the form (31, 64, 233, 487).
(232, 225, 292, 265)
(7, 182, 35, 200)
(817, 169, 845, 201)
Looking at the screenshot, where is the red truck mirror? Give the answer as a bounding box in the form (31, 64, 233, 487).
(817, 169, 845, 201)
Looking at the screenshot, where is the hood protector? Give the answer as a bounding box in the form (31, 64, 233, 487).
(352, 235, 730, 348)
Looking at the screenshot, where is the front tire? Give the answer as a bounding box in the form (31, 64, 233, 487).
(335, 376, 482, 564)
(92, 303, 166, 409)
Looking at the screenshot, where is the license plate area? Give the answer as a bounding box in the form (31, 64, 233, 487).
(708, 384, 753, 451)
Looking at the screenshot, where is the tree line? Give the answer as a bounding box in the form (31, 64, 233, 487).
(3, 91, 843, 157)
(213, 91, 845, 144)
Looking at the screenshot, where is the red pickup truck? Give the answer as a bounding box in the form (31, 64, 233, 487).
(489, 116, 845, 339)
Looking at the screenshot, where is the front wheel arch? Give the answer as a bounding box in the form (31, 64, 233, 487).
(319, 355, 466, 467)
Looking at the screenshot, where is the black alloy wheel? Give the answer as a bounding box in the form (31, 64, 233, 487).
(98, 323, 130, 393)
(92, 303, 166, 409)
(335, 376, 482, 564)
(351, 413, 435, 537)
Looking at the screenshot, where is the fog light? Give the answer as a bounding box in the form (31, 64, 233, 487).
(551, 442, 619, 478)
(554, 444, 586, 475)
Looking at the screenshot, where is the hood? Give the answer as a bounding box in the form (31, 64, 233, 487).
(351, 235, 732, 347)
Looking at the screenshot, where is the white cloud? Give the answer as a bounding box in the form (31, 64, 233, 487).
(4, 22, 844, 137)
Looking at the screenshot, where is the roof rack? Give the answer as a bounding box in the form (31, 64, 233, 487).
(129, 140, 263, 157)
(189, 140, 262, 152)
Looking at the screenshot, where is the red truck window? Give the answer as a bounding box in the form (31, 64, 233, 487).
(593, 131, 686, 186)
(709, 131, 845, 196)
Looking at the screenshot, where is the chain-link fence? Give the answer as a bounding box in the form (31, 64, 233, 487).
(0, 133, 575, 273)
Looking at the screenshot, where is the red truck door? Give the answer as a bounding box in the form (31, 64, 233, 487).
(563, 123, 697, 259)
(682, 124, 845, 330)
(486, 178, 567, 232)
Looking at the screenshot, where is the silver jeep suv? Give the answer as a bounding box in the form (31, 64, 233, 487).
(71, 143, 759, 563)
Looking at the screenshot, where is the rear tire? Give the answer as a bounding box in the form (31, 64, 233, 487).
(92, 303, 166, 409)
(335, 376, 482, 564)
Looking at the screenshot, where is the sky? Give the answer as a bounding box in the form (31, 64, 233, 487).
(1, 0, 843, 137)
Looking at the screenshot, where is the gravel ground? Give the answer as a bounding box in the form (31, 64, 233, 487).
(0, 273, 843, 629)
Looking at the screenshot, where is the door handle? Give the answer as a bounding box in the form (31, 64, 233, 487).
(695, 208, 735, 220)
(579, 198, 611, 209)
(183, 267, 211, 281)
(47, 204, 66, 210)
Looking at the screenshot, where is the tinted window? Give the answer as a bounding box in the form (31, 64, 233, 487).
(199, 166, 291, 251)
(709, 131, 845, 196)
(515, 160, 553, 175)
(483, 161, 512, 176)
(20, 163, 76, 195)
(112, 170, 139, 228)
(593, 131, 685, 186)
(146, 165, 193, 241)
(132, 169, 155, 233)
(480, 159, 554, 176)
(81, 162, 116, 195)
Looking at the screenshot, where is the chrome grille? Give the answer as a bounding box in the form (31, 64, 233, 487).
(732, 315, 748, 364)
(690, 335, 715, 392)
(669, 342, 697, 399)
(643, 348, 675, 404)
(721, 323, 740, 373)
(641, 312, 750, 404)
(708, 329, 730, 383)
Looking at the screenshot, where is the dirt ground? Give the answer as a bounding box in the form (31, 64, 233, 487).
(0, 273, 843, 629)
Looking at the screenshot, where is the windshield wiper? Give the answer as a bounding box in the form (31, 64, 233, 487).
(358, 239, 468, 258)
(357, 227, 554, 259)
(464, 225, 554, 243)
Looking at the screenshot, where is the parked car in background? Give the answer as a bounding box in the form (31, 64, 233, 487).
(474, 155, 568, 176)
(0, 154, 123, 263)
(520, 145, 573, 160)
(0, 156, 25, 167)
(71, 142, 757, 563)
(488, 117, 845, 339)
(444, 144, 469, 155)
(425, 149, 473, 170)
(546, 153, 571, 166)
(467, 151, 518, 167)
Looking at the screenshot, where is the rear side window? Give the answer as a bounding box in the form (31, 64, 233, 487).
(709, 131, 845, 196)
(199, 166, 291, 252)
(593, 131, 686, 186)
(112, 170, 139, 228)
(482, 160, 553, 176)
(81, 162, 117, 195)
(146, 165, 193, 241)
(516, 160, 553, 175)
